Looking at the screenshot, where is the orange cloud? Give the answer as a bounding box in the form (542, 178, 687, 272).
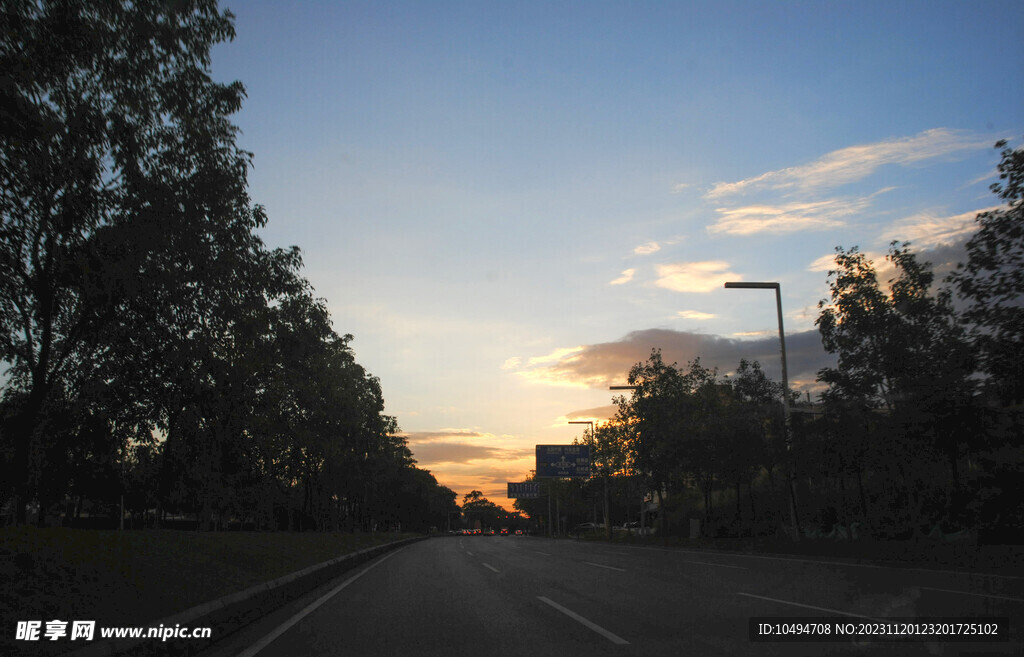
(506, 328, 834, 394)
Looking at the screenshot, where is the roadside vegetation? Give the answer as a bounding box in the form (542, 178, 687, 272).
(0, 1, 458, 534)
(0, 527, 415, 656)
(517, 139, 1024, 549)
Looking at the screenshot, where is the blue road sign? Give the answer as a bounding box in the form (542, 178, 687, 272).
(535, 445, 591, 478)
(507, 482, 540, 498)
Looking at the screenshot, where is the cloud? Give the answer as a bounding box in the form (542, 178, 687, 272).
(401, 429, 488, 444)
(609, 268, 636, 285)
(808, 249, 887, 273)
(807, 253, 839, 272)
(507, 328, 835, 393)
(444, 470, 535, 509)
(567, 405, 620, 421)
(677, 310, 717, 320)
(881, 206, 996, 249)
(705, 128, 988, 199)
(708, 188, 895, 236)
(500, 357, 522, 370)
(408, 442, 532, 466)
(421, 452, 538, 509)
(526, 346, 585, 367)
(654, 261, 740, 293)
(633, 242, 661, 255)
(549, 405, 621, 428)
(708, 198, 855, 235)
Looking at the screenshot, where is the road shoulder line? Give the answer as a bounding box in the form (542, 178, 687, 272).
(737, 592, 884, 622)
(237, 550, 401, 657)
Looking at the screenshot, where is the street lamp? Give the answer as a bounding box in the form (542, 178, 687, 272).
(609, 384, 651, 534)
(569, 420, 612, 540)
(724, 281, 801, 540)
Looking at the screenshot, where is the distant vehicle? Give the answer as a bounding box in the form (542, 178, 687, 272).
(500, 527, 508, 536)
(485, 528, 495, 536)
(514, 529, 523, 536)
(621, 521, 654, 535)
(572, 522, 602, 534)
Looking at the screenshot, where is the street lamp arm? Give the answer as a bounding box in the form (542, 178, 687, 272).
(724, 281, 779, 290)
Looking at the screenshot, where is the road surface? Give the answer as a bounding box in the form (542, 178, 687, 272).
(203, 535, 1022, 656)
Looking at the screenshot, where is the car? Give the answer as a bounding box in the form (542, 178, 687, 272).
(485, 528, 495, 536)
(514, 529, 522, 535)
(500, 527, 508, 536)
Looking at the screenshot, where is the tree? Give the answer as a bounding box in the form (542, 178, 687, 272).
(614, 350, 685, 533)
(576, 422, 629, 536)
(461, 490, 504, 530)
(0, 1, 257, 523)
(815, 247, 900, 409)
(615, 350, 725, 534)
(722, 360, 787, 534)
(950, 139, 1024, 405)
(816, 242, 975, 534)
(816, 243, 971, 413)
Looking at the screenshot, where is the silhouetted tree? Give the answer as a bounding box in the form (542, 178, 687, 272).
(950, 139, 1024, 405)
(461, 490, 505, 530)
(0, 0, 258, 524)
(816, 242, 975, 535)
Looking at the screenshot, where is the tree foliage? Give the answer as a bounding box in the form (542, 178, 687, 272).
(0, 0, 452, 532)
(950, 138, 1024, 404)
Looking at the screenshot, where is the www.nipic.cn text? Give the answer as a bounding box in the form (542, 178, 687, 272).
(15, 620, 212, 643)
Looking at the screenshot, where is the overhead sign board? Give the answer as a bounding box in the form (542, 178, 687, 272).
(535, 445, 591, 478)
(507, 482, 540, 499)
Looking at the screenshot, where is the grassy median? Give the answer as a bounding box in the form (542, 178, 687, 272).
(1, 527, 416, 654)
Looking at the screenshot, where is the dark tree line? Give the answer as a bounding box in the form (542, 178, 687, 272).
(520, 140, 1024, 544)
(0, 0, 458, 532)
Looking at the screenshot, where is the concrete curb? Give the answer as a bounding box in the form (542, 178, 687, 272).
(69, 535, 427, 657)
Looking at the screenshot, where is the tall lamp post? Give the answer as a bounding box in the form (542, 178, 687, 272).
(609, 385, 648, 533)
(569, 420, 612, 540)
(724, 281, 801, 540)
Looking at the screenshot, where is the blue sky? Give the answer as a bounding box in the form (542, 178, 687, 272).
(211, 1, 1023, 505)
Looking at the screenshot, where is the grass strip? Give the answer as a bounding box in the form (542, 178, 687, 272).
(1, 527, 415, 656)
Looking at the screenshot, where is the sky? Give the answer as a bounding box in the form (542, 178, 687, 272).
(210, 1, 1024, 508)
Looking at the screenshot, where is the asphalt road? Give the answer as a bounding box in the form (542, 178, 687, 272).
(204, 535, 1023, 657)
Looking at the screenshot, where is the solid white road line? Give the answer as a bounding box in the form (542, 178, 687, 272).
(533, 550, 551, 556)
(737, 592, 885, 622)
(237, 550, 401, 657)
(583, 561, 627, 572)
(921, 586, 1024, 603)
(537, 596, 630, 645)
(482, 562, 500, 573)
(466, 551, 474, 557)
(626, 545, 1024, 580)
